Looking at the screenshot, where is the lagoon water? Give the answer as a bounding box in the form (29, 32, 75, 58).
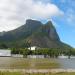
(0, 57, 75, 69)
(57, 58, 75, 69)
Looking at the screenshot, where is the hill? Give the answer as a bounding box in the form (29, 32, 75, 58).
(0, 19, 72, 49)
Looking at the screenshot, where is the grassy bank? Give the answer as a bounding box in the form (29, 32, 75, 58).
(25, 72, 75, 75)
(0, 72, 75, 75)
(0, 71, 21, 75)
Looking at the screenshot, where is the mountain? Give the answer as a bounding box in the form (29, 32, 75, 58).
(0, 19, 72, 49)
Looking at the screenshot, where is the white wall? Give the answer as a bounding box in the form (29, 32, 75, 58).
(27, 55, 44, 58)
(11, 54, 23, 58)
(0, 49, 11, 56)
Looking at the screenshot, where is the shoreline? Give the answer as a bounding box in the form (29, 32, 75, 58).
(0, 69, 75, 73)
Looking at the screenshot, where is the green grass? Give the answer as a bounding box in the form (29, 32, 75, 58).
(26, 72, 75, 75)
(0, 71, 22, 75)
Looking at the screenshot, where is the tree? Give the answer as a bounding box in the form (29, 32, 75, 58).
(22, 48, 30, 58)
(67, 48, 73, 59)
(0, 43, 8, 49)
(48, 48, 60, 58)
(11, 48, 19, 54)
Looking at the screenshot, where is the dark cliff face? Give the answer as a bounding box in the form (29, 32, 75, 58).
(0, 19, 71, 48)
(43, 21, 60, 41)
(26, 20, 61, 48)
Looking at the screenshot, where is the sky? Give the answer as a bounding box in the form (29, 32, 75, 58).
(0, 0, 75, 48)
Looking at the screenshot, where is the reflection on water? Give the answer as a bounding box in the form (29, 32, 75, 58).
(0, 57, 75, 69)
(57, 58, 75, 69)
(0, 57, 11, 69)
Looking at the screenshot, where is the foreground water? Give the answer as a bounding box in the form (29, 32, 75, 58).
(0, 57, 75, 69)
(57, 58, 75, 69)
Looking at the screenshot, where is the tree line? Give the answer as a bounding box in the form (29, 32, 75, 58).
(11, 48, 75, 58)
(0, 43, 75, 59)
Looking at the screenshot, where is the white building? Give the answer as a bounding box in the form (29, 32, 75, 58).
(28, 46, 45, 58)
(0, 49, 11, 57)
(28, 46, 37, 50)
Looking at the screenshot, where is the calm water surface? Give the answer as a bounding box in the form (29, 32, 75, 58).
(0, 57, 75, 69)
(57, 58, 75, 69)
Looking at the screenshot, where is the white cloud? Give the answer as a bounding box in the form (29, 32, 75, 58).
(0, 0, 63, 32)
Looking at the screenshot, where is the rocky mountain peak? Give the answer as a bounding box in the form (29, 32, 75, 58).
(26, 19, 42, 26)
(0, 19, 71, 49)
(41, 21, 60, 41)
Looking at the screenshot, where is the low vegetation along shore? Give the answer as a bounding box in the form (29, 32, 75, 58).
(0, 71, 75, 75)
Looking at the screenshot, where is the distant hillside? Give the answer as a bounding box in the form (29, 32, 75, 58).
(0, 19, 72, 49)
